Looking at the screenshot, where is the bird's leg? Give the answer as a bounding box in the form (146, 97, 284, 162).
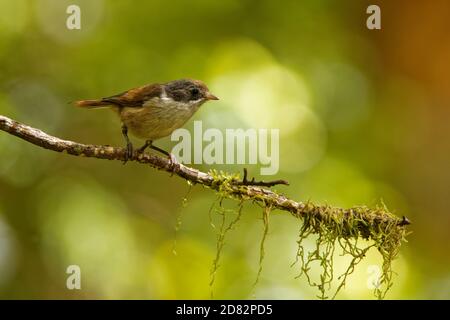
(137, 140, 152, 154)
(149, 143, 179, 173)
(121, 124, 133, 163)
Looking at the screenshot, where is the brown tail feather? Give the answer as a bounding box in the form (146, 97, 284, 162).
(74, 99, 109, 108)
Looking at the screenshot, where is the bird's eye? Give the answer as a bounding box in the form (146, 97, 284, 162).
(190, 88, 200, 98)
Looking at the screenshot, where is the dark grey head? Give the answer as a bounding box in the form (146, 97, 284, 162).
(164, 79, 218, 105)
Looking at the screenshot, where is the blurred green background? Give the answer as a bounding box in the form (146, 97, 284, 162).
(0, 0, 449, 299)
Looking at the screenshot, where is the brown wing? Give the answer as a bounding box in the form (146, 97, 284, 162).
(101, 83, 162, 107)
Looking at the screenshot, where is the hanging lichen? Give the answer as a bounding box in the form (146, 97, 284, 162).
(253, 203, 271, 290)
(209, 197, 244, 298)
(172, 180, 193, 256)
(205, 170, 409, 299)
(291, 202, 410, 299)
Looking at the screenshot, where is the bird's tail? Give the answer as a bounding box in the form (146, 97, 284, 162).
(74, 99, 110, 109)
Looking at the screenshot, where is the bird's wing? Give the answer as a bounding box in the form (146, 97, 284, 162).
(101, 84, 162, 107)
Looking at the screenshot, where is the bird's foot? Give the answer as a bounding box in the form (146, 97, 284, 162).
(168, 153, 180, 176)
(148, 144, 179, 174)
(137, 140, 152, 154)
(121, 124, 133, 164)
(123, 142, 133, 164)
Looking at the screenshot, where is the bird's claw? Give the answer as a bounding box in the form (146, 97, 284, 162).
(168, 153, 179, 175)
(123, 142, 133, 164)
(137, 140, 151, 154)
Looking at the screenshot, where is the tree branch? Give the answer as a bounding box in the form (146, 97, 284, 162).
(238, 168, 289, 187)
(0, 114, 410, 229)
(1, 113, 412, 299)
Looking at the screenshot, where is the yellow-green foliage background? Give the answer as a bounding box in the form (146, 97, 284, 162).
(0, 0, 449, 299)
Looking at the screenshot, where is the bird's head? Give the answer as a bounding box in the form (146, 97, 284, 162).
(163, 79, 218, 108)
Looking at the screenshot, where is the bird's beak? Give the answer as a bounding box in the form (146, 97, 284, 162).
(205, 92, 219, 100)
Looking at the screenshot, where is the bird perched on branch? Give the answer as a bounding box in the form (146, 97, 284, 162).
(75, 79, 219, 164)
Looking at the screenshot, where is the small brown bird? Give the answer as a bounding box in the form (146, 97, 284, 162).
(75, 79, 219, 164)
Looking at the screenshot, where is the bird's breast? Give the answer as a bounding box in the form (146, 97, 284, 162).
(120, 98, 199, 140)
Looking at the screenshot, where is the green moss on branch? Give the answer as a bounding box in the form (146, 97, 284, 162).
(207, 170, 410, 299)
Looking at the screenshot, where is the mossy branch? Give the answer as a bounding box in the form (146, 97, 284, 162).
(0, 114, 410, 228)
(0, 114, 411, 298)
